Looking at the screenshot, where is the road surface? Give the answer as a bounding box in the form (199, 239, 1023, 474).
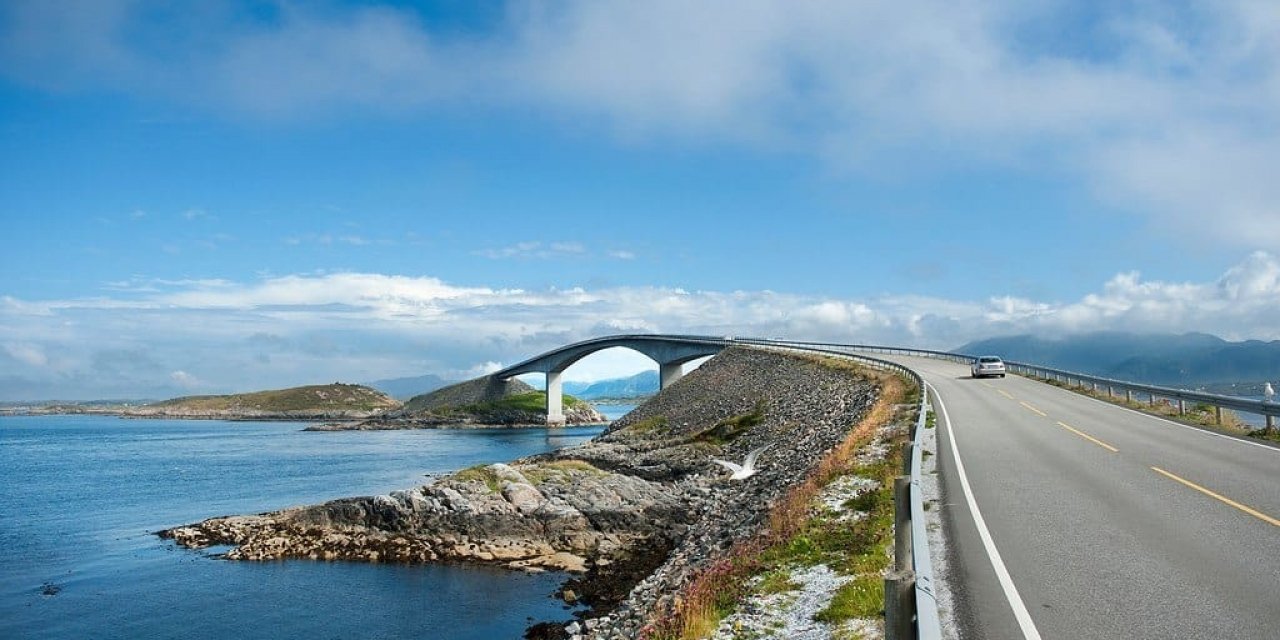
(882, 354, 1279, 640)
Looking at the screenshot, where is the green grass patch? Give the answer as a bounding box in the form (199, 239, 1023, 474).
(452, 465, 501, 493)
(150, 383, 396, 413)
(459, 391, 585, 415)
(697, 401, 766, 445)
(816, 576, 883, 623)
(757, 570, 800, 595)
(522, 459, 605, 484)
(625, 415, 669, 434)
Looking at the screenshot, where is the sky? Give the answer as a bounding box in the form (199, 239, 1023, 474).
(2, 0, 1279, 400)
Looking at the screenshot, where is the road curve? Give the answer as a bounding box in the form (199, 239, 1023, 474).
(877, 354, 1280, 640)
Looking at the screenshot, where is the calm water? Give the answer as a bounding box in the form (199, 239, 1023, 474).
(0, 414, 618, 639)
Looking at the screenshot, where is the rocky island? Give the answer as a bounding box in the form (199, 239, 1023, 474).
(161, 346, 914, 638)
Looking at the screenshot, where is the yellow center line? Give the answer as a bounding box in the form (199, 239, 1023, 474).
(1020, 401, 1047, 417)
(1055, 421, 1119, 452)
(997, 389, 1015, 400)
(1151, 466, 1280, 528)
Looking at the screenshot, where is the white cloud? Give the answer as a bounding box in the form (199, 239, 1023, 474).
(169, 370, 202, 389)
(3, 342, 48, 367)
(2, 252, 1278, 399)
(4, 2, 1278, 246)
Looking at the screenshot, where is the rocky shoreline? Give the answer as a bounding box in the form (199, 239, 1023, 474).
(159, 346, 888, 638)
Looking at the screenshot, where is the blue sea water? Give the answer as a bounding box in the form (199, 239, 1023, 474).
(0, 414, 618, 640)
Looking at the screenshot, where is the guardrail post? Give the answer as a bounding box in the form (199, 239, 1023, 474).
(894, 476, 912, 572)
(1268, 415, 1276, 430)
(1178, 399, 1186, 415)
(884, 570, 916, 640)
(1126, 389, 1133, 403)
(1215, 406, 1223, 425)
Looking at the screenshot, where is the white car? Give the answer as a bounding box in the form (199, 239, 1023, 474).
(971, 356, 1006, 378)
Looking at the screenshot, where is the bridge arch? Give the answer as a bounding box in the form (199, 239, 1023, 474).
(493, 335, 730, 425)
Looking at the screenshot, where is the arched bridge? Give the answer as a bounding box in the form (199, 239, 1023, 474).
(492, 334, 731, 425)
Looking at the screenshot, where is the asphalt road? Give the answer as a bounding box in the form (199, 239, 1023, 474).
(883, 355, 1279, 640)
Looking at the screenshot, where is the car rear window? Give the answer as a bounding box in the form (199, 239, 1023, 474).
(979, 357, 1002, 363)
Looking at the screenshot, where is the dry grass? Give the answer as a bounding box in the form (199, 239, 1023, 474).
(640, 362, 910, 640)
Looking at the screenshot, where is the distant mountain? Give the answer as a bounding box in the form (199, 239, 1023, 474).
(364, 374, 453, 401)
(956, 332, 1280, 389)
(564, 370, 659, 400)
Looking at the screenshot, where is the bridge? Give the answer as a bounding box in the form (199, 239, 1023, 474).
(496, 334, 1280, 639)
(492, 334, 730, 425)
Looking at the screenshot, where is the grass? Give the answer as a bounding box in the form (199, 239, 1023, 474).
(458, 391, 585, 415)
(816, 576, 883, 622)
(641, 363, 911, 640)
(1247, 428, 1280, 443)
(624, 415, 670, 435)
(452, 465, 502, 493)
(522, 459, 606, 484)
(150, 383, 397, 412)
(696, 401, 767, 445)
(757, 570, 800, 595)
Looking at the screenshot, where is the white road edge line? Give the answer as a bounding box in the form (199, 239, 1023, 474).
(929, 381, 1044, 640)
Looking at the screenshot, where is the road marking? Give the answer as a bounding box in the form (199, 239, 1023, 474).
(1055, 421, 1119, 452)
(997, 389, 1015, 400)
(1151, 466, 1280, 528)
(929, 382, 1045, 640)
(1020, 401, 1047, 417)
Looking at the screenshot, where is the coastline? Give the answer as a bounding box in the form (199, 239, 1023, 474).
(158, 346, 901, 638)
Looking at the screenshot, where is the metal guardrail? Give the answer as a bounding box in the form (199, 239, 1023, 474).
(743, 340, 943, 640)
(735, 335, 1280, 639)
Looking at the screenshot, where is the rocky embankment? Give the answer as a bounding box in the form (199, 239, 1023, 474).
(160, 347, 884, 637)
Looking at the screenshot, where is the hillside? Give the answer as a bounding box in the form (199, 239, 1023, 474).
(957, 332, 1280, 391)
(127, 383, 401, 420)
(364, 373, 453, 401)
(564, 370, 659, 400)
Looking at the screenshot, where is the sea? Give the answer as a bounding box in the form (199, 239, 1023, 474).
(0, 405, 634, 640)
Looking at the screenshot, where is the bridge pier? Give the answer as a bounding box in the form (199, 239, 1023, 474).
(545, 371, 565, 426)
(660, 361, 684, 389)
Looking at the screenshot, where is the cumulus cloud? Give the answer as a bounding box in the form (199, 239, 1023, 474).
(2, 252, 1278, 399)
(3, 1, 1278, 245)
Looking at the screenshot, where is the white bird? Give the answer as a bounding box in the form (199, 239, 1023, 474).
(711, 444, 772, 480)
(1265, 382, 1275, 403)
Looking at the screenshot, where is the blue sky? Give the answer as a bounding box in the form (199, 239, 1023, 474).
(2, 1, 1279, 400)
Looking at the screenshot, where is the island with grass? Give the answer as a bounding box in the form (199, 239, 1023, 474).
(305, 376, 607, 430)
(121, 383, 401, 421)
